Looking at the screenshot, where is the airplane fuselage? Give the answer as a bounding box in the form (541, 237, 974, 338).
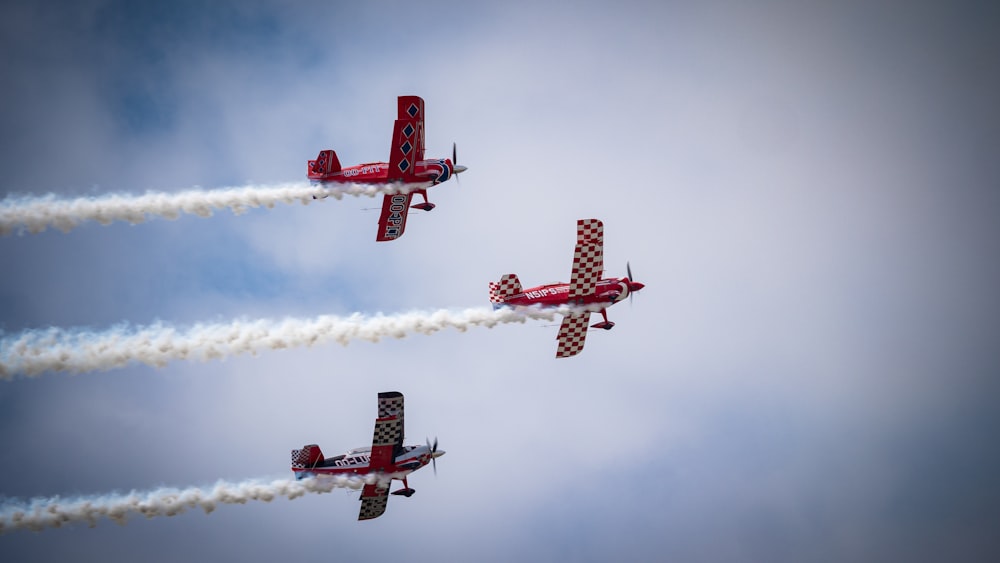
(292, 443, 437, 479)
(498, 277, 635, 309)
(309, 158, 459, 187)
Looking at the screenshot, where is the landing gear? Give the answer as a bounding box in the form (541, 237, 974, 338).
(411, 189, 435, 211)
(391, 476, 416, 497)
(590, 309, 615, 330)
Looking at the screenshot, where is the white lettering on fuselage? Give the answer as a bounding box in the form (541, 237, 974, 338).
(334, 454, 371, 467)
(523, 286, 568, 300)
(343, 165, 384, 177)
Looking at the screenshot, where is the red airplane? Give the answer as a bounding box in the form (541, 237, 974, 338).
(290, 391, 444, 520)
(307, 95, 467, 241)
(488, 219, 645, 358)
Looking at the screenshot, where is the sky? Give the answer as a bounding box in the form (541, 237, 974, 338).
(1, 0, 999, 560)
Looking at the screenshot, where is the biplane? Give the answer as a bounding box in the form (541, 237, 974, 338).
(308, 95, 466, 241)
(291, 391, 444, 520)
(489, 219, 645, 358)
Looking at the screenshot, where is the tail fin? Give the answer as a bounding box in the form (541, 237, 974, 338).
(291, 444, 324, 469)
(489, 274, 523, 306)
(308, 150, 342, 179)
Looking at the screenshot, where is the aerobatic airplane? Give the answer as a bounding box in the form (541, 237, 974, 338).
(307, 95, 467, 241)
(291, 391, 444, 520)
(489, 219, 645, 358)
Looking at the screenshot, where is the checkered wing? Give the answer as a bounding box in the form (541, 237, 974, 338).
(569, 219, 604, 299)
(556, 312, 591, 358)
(358, 483, 390, 521)
(368, 392, 404, 470)
(576, 218, 604, 246)
(569, 243, 603, 298)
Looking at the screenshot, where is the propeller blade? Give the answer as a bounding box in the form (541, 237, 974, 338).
(627, 262, 634, 305)
(452, 142, 457, 165)
(427, 436, 439, 475)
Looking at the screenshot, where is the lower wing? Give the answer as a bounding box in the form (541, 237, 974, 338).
(556, 312, 591, 358)
(376, 193, 412, 241)
(359, 483, 390, 520)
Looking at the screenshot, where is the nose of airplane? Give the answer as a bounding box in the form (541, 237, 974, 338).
(453, 164, 467, 174)
(629, 281, 645, 292)
(432, 449, 446, 459)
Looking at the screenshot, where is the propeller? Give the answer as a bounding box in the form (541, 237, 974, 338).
(451, 142, 467, 179)
(426, 437, 441, 475)
(624, 262, 646, 305)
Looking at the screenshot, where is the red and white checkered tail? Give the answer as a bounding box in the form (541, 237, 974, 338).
(291, 444, 324, 470)
(489, 274, 523, 305)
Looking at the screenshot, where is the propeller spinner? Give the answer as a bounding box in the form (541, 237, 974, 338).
(626, 262, 644, 304)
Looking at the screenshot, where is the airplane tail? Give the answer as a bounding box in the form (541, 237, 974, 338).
(489, 274, 523, 308)
(308, 150, 342, 179)
(291, 444, 325, 469)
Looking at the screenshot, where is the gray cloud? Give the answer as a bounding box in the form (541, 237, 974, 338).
(1, 0, 999, 561)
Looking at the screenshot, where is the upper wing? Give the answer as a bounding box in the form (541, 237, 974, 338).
(358, 483, 390, 521)
(556, 312, 591, 358)
(386, 96, 425, 182)
(376, 193, 412, 241)
(568, 219, 605, 299)
(368, 392, 404, 470)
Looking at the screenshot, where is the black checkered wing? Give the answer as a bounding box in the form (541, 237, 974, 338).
(358, 483, 390, 521)
(368, 392, 404, 470)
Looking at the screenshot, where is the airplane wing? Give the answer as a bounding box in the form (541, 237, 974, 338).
(386, 96, 425, 182)
(368, 392, 404, 470)
(359, 483, 390, 521)
(568, 219, 604, 299)
(357, 392, 404, 520)
(556, 312, 591, 358)
(376, 193, 412, 241)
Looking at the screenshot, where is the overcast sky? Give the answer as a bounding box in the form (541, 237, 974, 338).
(2, 0, 999, 561)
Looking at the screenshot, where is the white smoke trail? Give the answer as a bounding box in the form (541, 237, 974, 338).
(0, 305, 600, 379)
(0, 181, 415, 236)
(0, 473, 404, 533)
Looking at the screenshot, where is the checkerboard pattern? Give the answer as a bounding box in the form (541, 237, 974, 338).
(291, 444, 322, 469)
(576, 218, 604, 245)
(489, 274, 523, 303)
(359, 486, 389, 520)
(569, 243, 603, 298)
(556, 313, 591, 358)
(377, 392, 404, 419)
(372, 417, 403, 447)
